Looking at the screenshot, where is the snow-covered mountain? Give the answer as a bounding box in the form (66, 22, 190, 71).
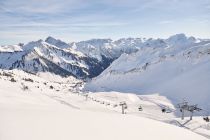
(0, 39, 106, 78)
(1, 34, 209, 81)
(68, 34, 204, 63)
(69, 38, 141, 61)
(0, 36, 149, 79)
(85, 34, 210, 111)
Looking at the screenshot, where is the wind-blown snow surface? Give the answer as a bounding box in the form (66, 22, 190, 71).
(0, 70, 208, 140)
(85, 35, 210, 111)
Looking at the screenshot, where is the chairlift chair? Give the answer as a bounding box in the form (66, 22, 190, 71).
(124, 104, 128, 109)
(162, 107, 172, 113)
(203, 113, 210, 122)
(138, 106, 143, 111)
(162, 108, 166, 113)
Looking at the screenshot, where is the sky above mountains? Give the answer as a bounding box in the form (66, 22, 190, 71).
(0, 0, 210, 45)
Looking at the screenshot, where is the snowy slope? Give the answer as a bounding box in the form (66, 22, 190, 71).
(0, 70, 208, 140)
(85, 34, 210, 112)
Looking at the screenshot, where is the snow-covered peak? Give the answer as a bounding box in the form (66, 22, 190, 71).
(22, 39, 45, 51)
(113, 38, 144, 49)
(169, 33, 187, 40)
(0, 38, 110, 78)
(143, 38, 168, 48)
(166, 33, 197, 47)
(69, 38, 140, 61)
(45, 36, 70, 49)
(45, 36, 56, 43)
(0, 44, 23, 52)
(114, 37, 144, 44)
(78, 39, 113, 47)
(22, 39, 64, 53)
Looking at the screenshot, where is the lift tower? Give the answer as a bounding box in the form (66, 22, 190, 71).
(177, 100, 202, 120)
(119, 101, 127, 114)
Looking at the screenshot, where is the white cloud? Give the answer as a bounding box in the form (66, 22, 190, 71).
(0, 0, 87, 14)
(0, 0, 210, 45)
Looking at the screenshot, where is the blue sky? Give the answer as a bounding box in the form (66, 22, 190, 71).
(0, 0, 210, 45)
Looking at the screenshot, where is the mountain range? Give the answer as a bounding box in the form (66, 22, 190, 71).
(0, 33, 209, 80)
(85, 34, 210, 110)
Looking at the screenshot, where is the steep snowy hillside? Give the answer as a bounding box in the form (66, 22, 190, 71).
(0, 70, 208, 140)
(85, 34, 210, 111)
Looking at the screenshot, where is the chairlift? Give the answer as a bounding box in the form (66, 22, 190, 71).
(162, 108, 166, 113)
(119, 101, 127, 114)
(203, 116, 209, 122)
(177, 100, 203, 120)
(124, 104, 128, 109)
(138, 106, 143, 111)
(161, 107, 172, 113)
(203, 111, 209, 122)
